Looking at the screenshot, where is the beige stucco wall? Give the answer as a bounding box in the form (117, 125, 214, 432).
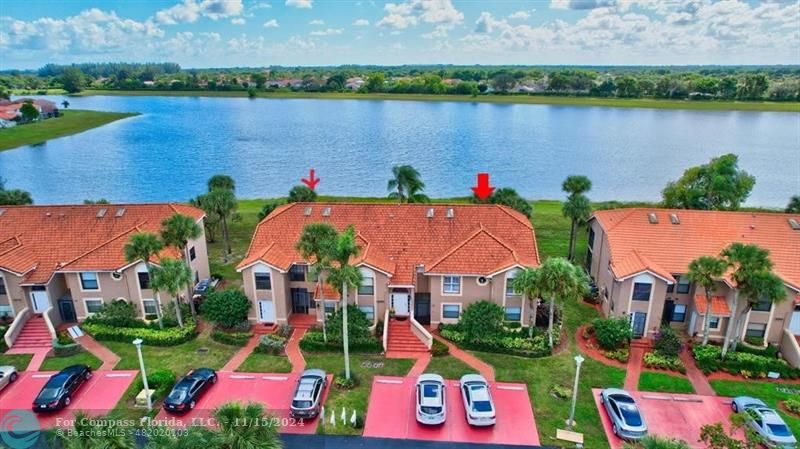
(187, 224, 211, 282)
(0, 269, 25, 317)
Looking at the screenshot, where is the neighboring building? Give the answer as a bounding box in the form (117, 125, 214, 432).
(345, 77, 365, 90)
(0, 99, 59, 124)
(237, 203, 540, 329)
(0, 204, 210, 335)
(586, 208, 800, 354)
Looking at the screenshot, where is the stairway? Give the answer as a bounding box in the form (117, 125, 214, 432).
(387, 319, 428, 353)
(12, 315, 53, 349)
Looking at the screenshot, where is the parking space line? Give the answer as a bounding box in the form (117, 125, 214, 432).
(376, 379, 404, 384)
(229, 375, 256, 379)
(496, 386, 524, 391)
(104, 373, 133, 378)
(261, 376, 288, 381)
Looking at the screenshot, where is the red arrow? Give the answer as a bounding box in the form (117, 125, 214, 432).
(301, 168, 320, 191)
(471, 173, 495, 201)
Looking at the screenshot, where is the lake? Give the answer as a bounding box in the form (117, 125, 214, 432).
(1, 95, 798, 207)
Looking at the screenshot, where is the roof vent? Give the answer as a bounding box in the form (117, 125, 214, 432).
(114, 207, 126, 217)
(446, 208, 455, 219)
(647, 213, 658, 224)
(322, 207, 331, 217)
(96, 208, 107, 218)
(0, 208, 5, 216)
(789, 218, 800, 231)
(669, 213, 680, 225)
(303, 206, 312, 216)
(426, 208, 434, 218)
(45, 212, 52, 218)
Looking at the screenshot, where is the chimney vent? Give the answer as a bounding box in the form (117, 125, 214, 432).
(0, 209, 5, 216)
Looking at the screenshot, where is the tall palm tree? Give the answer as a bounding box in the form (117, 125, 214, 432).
(325, 226, 363, 380)
(212, 402, 282, 449)
(150, 258, 194, 329)
(561, 175, 592, 261)
(720, 243, 786, 356)
(198, 188, 237, 260)
(687, 256, 728, 345)
(512, 267, 541, 338)
(161, 213, 203, 319)
(124, 232, 165, 329)
(387, 165, 428, 203)
(208, 174, 236, 192)
(296, 222, 338, 343)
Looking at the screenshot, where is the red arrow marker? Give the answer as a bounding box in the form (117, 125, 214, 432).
(301, 168, 320, 191)
(471, 173, 495, 201)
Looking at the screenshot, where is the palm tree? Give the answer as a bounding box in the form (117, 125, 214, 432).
(720, 243, 786, 356)
(50, 411, 136, 449)
(61, 99, 70, 109)
(150, 258, 193, 329)
(161, 213, 203, 319)
(296, 223, 338, 343)
(387, 165, 428, 203)
(198, 188, 237, 260)
(512, 267, 541, 338)
(787, 195, 800, 213)
(124, 232, 165, 329)
(212, 402, 282, 449)
(325, 226, 363, 380)
(561, 175, 592, 261)
(687, 256, 728, 345)
(208, 174, 236, 192)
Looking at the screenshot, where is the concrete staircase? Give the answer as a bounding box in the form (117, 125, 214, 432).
(12, 315, 52, 349)
(387, 318, 428, 353)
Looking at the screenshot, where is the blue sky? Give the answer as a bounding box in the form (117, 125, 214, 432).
(1, 0, 798, 69)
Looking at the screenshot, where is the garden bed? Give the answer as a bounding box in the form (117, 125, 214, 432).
(693, 343, 800, 381)
(575, 324, 628, 369)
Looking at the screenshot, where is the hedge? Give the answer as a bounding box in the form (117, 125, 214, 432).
(254, 334, 287, 355)
(439, 326, 554, 358)
(692, 344, 800, 379)
(52, 338, 81, 356)
(299, 331, 382, 353)
(134, 368, 177, 399)
(431, 338, 449, 357)
(643, 351, 686, 373)
(211, 328, 253, 346)
(83, 320, 198, 346)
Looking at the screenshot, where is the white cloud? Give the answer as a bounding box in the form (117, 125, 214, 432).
(509, 10, 532, 20)
(263, 18, 279, 27)
(231, 17, 246, 25)
(550, 0, 616, 10)
(310, 27, 343, 36)
(377, 0, 463, 36)
(285, 0, 312, 9)
(250, 2, 272, 10)
(309, 19, 325, 25)
(353, 18, 370, 26)
(155, 0, 244, 24)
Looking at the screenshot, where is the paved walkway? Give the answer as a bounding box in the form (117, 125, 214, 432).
(624, 346, 645, 391)
(405, 353, 432, 377)
(432, 333, 495, 381)
(680, 349, 716, 396)
(76, 334, 120, 370)
(5, 347, 51, 371)
(221, 335, 260, 372)
(287, 328, 307, 373)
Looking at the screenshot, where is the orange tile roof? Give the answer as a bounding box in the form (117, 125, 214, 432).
(312, 282, 340, 300)
(0, 204, 204, 284)
(695, 295, 732, 317)
(237, 203, 540, 285)
(592, 209, 800, 291)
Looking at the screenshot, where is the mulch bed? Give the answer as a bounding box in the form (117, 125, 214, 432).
(705, 370, 800, 385)
(575, 324, 627, 369)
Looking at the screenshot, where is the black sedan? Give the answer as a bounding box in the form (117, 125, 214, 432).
(32, 364, 92, 413)
(163, 368, 217, 413)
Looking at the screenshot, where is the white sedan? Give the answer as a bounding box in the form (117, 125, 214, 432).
(0, 365, 19, 392)
(460, 374, 496, 426)
(416, 374, 446, 425)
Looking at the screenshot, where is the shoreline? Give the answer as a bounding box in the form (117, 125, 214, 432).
(72, 90, 800, 113)
(0, 109, 139, 151)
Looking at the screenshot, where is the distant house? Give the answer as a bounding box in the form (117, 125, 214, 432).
(1, 99, 60, 123)
(0, 105, 21, 128)
(143, 80, 156, 87)
(345, 77, 364, 90)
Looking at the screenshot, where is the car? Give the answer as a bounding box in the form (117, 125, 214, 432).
(290, 369, 327, 419)
(732, 396, 797, 449)
(460, 374, 496, 426)
(416, 374, 446, 425)
(600, 388, 647, 441)
(163, 368, 217, 414)
(0, 365, 19, 392)
(32, 365, 92, 412)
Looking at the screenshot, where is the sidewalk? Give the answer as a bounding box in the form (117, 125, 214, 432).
(286, 328, 307, 373)
(679, 349, 716, 396)
(221, 335, 260, 372)
(623, 346, 644, 391)
(431, 332, 495, 381)
(76, 334, 120, 370)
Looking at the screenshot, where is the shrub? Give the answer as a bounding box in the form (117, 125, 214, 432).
(437, 325, 554, 358)
(461, 301, 505, 343)
(201, 289, 251, 329)
(603, 348, 630, 363)
(738, 342, 779, 359)
(52, 338, 81, 356)
(254, 334, 287, 355)
(334, 372, 359, 390)
(276, 324, 292, 339)
(134, 368, 177, 398)
(744, 336, 765, 347)
(211, 328, 253, 346)
(784, 398, 800, 415)
(692, 344, 800, 378)
(592, 317, 632, 350)
(83, 301, 141, 328)
(550, 385, 571, 400)
(83, 320, 197, 346)
(654, 326, 682, 357)
(431, 338, 449, 357)
(56, 331, 72, 345)
(258, 201, 284, 220)
(582, 325, 593, 340)
(644, 351, 686, 373)
(326, 305, 372, 342)
(161, 302, 192, 328)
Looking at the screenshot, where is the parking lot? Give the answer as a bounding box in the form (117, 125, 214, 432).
(592, 389, 742, 449)
(0, 370, 137, 429)
(363, 376, 540, 446)
(154, 371, 332, 435)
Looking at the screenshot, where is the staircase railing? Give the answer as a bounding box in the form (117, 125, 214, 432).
(382, 308, 390, 353)
(410, 311, 433, 350)
(43, 306, 58, 340)
(4, 307, 30, 348)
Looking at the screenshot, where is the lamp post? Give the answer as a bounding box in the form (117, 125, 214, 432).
(133, 338, 151, 410)
(567, 354, 585, 430)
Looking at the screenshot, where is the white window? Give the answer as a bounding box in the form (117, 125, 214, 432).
(359, 305, 375, 320)
(504, 307, 522, 321)
(0, 304, 12, 318)
(506, 269, 521, 296)
(358, 268, 374, 295)
(84, 299, 103, 315)
(442, 304, 461, 320)
(708, 316, 720, 330)
(671, 304, 687, 322)
(142, 299, 158, 315)
(677, 276, 691, 294)
(80, 272, 99, 290)
(443, 276, 461, 295)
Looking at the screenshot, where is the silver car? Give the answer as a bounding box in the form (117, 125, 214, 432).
(460, 374, 496, 426)
(732, 396, 797, 449)
(600, 388, 647, 441)
(416, 374, 446, 425)
(290, 369, 327, 419)
(0, 365, 18, 392)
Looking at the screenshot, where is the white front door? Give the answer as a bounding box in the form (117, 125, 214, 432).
(258, 299, 275, 323)
(30, 289, 50, 313)
(391, 293, 410, 316)
(790, 309, 800, 335)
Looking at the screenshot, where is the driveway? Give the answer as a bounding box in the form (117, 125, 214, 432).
(363, 376, 539, 446)
(0, 370, 137, 429)
(154, 371, 332, 435)
(592, 389, 742, 448)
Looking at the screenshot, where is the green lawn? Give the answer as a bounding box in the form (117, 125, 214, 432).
(424, 355, 478, 379)
(0, 109, 139, 151)
(236, 353, 292, 373)
(637, 371, 695, 394)
(303, 353, 415, 435)
(0, 353, 32, 370)
(711, 379, 800, 436)
(77, 90, 800, 112)
(39, 350, 102, 371)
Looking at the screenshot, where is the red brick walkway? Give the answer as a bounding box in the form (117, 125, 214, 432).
(5, 347, 51, 371)
(286, 328, 307, 373)
(432, 332, 495, 381)
(624, 346, 644, 391)
(221, 335, 260, 372)
(679, 349, 716, 396)
(76, 334, 120, 371)
(401, 352, 432, 377)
